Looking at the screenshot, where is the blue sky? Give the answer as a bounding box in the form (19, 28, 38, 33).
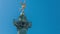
(0, 0, 60, 34)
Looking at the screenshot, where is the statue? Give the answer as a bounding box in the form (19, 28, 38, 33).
(13, 0, 32, 34)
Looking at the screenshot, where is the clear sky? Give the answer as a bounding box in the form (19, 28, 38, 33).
(0, 0, 60, 34)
